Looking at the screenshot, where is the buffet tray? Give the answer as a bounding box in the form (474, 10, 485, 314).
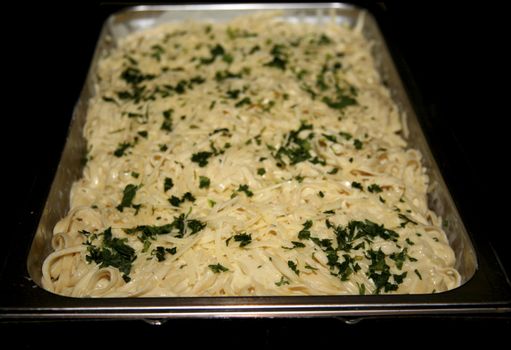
(1, 3, 509, 319)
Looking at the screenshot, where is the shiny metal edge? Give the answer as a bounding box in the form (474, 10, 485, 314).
(126, 3, 352, 11)
(2, 303, 510, 319)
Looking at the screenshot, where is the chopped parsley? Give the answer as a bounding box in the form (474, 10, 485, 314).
(226, 89, 241, 99)
(151, 246, 177, 262)
(125, 215, 206, 242)
(232, 233, 252, 247)
(339, 131, 353, 140)
(249, 45, 261, 54)
(85, 227, 136, 282)
(114, 141, 136, 157)
(318, 191, 325, 198)
(236, 184, 254, 197)
(187, 219, 207, 234)
(264, 44, 288, 70)
(120, 66, 155, 85)
(297, 219, 404, 290)
(366, 248, 400, 294)
(367, 184, 382, 193)
(209, 127, 230, 136)
(393, 272, 408, 284)
(275, 276, 290, 286)
(200, 44, 226, 65)
(168, 192, 196, 207)
(116, 184, 139, 212)
(227, 27, 258, 39)
(222, 53, 234, 64)
(288, 260, 300, 275)
(102, 96, 117, 103)
(414, 269, 423, 280)
(298, 220, 313, 240)
(150, 44, 165, 61)
(199, 176, 210, 189)
(191, 151, 214, 167)
(283, 241, 306, 249)
(216, 71, 242, 82)
(131, 172, 139, 178)
(235, 97, 252, 108)
(209, 263, 229, 273)
(168, 196, 181, 207)
(353, 139, 363, 150)
(322, 95, 357, 110)
(164, 177, 174, 192)
(390, 248, 409, 270)
(257, 168, 266, 176)
(275, 122, 324, 166)
(161, 109, 174, 132)
(351, 182, 363, 190)
(318, 34, 332, 45)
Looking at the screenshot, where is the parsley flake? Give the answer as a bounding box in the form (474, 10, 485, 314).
(275, 276, 290, 286)
(199, 176, 210, 189)
(209, 263, 229, 273)
(116, 184, 139, 212)
(164, 177, 174, 192)
(288, 260, 300, 275)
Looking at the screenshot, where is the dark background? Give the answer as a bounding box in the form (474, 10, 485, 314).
(3, 2, 509, 345)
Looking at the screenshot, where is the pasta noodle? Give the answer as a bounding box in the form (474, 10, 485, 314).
(41, 12, 460, 297)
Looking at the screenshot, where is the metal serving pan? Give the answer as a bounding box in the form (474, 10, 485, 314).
(1, 3, 509, 319)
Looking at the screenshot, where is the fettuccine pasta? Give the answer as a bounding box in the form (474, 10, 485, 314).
(42, 12, 460, 297)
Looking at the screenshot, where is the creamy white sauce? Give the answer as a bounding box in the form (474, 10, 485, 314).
(42, 13, 460, 297)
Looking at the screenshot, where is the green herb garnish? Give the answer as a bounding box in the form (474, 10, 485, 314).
(368, 184, 382, 193)
(298, 220, 313, 240)
(351, 182, 363, 190)
(85, 227, 136, 282)
(151, 246, 177, 262)
(353, 139, 363, 150)
(199, 176, 211, 189)
(164, 177, 174, 192)
(283, 241, 306, 249)
(168, 192, 196, 207)
(288, 260, 300, 275)
(322, 95, 357, 110)
(264, 44, 288, 70)
(275, 276, 290, 286)
(237, 184, 254, 197)
(233, 233, 252, 247)
(191, 151, 214, 167)
(116, 184, 139, 212)
(209, 263, 229, 273)
(235, 97, 252, 108)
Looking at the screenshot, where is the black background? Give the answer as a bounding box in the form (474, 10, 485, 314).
(3, 1, 510, 345)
